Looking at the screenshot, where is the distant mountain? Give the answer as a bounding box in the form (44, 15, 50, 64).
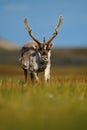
(0, 39, 20, 64)
(52, 48, 87, 66)
(0, 39, 87, 66)
(0, 39, 20, 50)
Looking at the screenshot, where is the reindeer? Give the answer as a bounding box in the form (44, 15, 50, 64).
(19, 16, 63, 83)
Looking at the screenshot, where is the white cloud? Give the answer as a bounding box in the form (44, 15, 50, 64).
(3, 4, 29, 12)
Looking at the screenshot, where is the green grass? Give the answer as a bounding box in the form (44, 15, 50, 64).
(0, 65, 87, 130)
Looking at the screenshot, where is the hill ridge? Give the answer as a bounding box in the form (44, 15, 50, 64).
(0, 39, 20, 50)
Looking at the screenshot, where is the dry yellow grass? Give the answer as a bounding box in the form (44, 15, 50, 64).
(0, 65, 87, 130)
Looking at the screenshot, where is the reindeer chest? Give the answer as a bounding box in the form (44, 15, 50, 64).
(29, 53, 48, 72)
(38, 60, 48, 72)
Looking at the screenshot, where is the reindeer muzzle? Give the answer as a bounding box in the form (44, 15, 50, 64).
(41, 56, 48, 62)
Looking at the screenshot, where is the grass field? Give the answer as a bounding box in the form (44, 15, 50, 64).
(0, 65, 87, 130)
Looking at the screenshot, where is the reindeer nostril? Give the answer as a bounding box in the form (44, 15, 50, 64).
(41, 54, 48, 62)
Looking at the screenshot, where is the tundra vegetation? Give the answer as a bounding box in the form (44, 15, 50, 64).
(0, 65, 87, 130)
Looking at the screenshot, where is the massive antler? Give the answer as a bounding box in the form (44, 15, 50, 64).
(46, 16, 63, 44)
(24, 18, 41, 46)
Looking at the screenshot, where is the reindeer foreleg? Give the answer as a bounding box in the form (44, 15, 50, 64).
(33, 72, 39, 83)
(44, 65, 50, 82)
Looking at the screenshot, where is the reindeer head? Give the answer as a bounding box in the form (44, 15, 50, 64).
(33, 37, 53, 62)
(24, 16, 63, 62)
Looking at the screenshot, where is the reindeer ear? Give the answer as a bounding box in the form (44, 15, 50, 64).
(47, 43, 54, 50)
(50, 43, 54, 48)
(32, 45, 38, 50)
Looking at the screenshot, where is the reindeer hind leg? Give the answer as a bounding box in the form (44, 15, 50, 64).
(23, 69, 28, 83)
(30, 72, 35, 82)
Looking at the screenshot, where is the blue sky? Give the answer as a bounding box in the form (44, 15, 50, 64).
(0, 0, 87, 48)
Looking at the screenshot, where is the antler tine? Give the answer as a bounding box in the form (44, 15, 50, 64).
(24, 18, 32, 33)
(55, 16, 63, 32)
(24, 18, 41, 46)
(46, 16, 63, 44)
